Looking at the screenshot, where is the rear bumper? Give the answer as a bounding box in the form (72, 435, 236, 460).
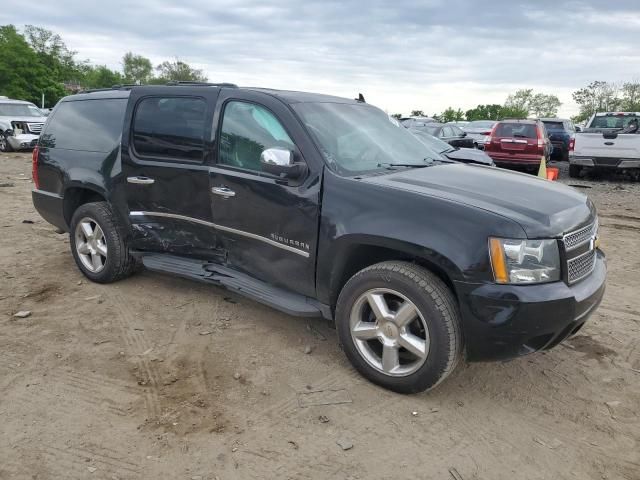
(32, 189, 67, 231)
(454, 250, 606, 362)
(570, 155, 640, 169)
(487, 153, 542, 167)
(7, 134, 39, 150)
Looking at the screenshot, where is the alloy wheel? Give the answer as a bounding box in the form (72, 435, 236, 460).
(74, 217, 108, 273)
(349, 288, 430, 377)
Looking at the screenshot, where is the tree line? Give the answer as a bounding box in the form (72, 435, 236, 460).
(0, 24, 207, 107)
(395, 81, 640, 124)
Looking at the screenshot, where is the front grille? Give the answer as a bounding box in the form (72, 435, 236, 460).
(563, 220, 598, 284)
(563, 221, 597, 251)
(27, 123, 43, 134)
(567, 249, 597, 284)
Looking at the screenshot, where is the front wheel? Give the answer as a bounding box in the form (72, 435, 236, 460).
(0, 132, 13, 152)
(69, 202, 138, 283)
(335, 261, 462, 393)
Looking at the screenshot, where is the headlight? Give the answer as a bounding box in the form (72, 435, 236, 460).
(489, 237, 560, 284)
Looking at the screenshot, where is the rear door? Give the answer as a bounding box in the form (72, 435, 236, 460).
(208, 90, 321, 297)
(117, 86, 222, 259)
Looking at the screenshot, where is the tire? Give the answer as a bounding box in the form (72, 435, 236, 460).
(0, 132, 14, 152)
(335, 261, 462, 394)
(69, 202, 138, 283)
(569, 164, 582, 178)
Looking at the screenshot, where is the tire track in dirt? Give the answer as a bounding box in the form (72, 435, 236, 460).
(9, 440, 142, 480)
(109, 293, 162, 418)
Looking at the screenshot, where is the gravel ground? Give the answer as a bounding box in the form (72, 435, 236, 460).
(1, 153, 639, 480)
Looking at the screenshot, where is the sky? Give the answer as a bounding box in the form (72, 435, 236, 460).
(4, 0, 640, 117)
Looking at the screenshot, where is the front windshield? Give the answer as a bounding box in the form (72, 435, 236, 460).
(409, 129, 453, 153)
(0, 103, 44, 117)
(293, 102, 438, 175)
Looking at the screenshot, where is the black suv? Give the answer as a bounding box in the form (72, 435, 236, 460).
(32, 83, 606, 393)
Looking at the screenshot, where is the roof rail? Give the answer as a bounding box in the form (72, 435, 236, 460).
(165, 81, 238, 88)
(79, 84, 137, 94)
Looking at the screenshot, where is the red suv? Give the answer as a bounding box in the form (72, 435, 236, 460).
(484, 119, 552, 172)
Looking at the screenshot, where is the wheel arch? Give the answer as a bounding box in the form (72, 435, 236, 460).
(63, 185, 107, 228)
(324, 235, 463, 311)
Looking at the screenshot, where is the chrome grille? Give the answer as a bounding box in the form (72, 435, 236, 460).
(27, 123, 43, 134)
(563, 220, 597, 251)
(567, 249, 596, 284)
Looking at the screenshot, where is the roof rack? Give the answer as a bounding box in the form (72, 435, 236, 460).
(166, 81, 238, 88)
(79, 84, 137, 94)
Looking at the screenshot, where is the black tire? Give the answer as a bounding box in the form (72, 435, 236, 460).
(69, 202, 138, 283)
(0, 132, 14, 152)
(569, 164, 582, 178)
(335, 261, 462, 394)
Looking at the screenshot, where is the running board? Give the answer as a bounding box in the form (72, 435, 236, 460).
(141, 254, 325, 318)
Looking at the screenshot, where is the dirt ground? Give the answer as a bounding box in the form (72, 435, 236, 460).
(1, 152, 639, 480)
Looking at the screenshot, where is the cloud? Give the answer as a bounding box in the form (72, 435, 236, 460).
(4, 0, 640, 116)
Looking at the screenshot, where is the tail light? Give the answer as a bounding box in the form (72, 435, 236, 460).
(31, 146, 40, 189)
(484, 125, 497, 150)
(537, 127, 545, 154)
(569, 137, 575, 152)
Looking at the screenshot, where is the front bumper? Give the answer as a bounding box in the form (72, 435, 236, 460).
(570, 155, 640, 169)
(454, 250, 606, 362)
(7, 133, 39, 150)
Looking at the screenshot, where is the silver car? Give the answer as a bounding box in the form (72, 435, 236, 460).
(0, 97, 48, 152)
(463, 120, 497, 150)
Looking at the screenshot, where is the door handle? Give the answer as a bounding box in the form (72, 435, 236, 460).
(127, 176, 155, 185)
(212, 186, 236, 198)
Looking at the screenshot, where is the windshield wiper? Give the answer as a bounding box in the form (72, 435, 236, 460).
(378, 162, 431, 169)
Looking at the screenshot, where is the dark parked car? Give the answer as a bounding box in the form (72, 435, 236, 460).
(409, 128, 494, 166)
(484, 119, 553, 172)
(32, 83, 605, 393)
(414, 123, 475, 149)
(463, 120, 497, 149)
(540, 118, 576, 161)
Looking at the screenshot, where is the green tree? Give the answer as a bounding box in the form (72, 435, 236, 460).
(620, 81, 640, 112)
(390, 113, 402, 119)
(410, 110, 425, 117)
(503, 89, 532, 118)
(572, 81, 620, 123)
(154, 59, 207, 83)
(0, 25, 66, 106)
(122, 52, 153, 84)
(440, 107, 465, 123)
(465, 104, 504, 121)
(528, 93, 562, 117)
(82, 65, 124, 89)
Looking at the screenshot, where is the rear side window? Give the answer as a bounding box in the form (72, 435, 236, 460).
(590, 115, 640, 129)
(494, 123, 538, 139)
(132, 96, 206, 161)
(40, 99, 126, 152)
(542, 121, 564, 131)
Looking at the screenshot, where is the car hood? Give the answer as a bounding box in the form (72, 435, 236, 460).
(444, 148, 494, 166)
(0, 116, 47, 123)
(362, 164, 595, 238)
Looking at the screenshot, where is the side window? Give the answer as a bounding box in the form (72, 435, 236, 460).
(132, 96, 206, 161)
(218, 101, 295, 173)
(40, 99, 127, 152)
(451, 126, 462, 136)
(441, 127, 452, 137)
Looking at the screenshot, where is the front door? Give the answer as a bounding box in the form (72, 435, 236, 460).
(209, 93, 321, 297)
(119, 87, 222, 259)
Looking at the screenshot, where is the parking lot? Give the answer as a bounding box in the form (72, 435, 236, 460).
(1, 152, 639, 479)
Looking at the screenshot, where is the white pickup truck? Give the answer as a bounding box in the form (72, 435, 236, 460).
(569, 112, 640, 178)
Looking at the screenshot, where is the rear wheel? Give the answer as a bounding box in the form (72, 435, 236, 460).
(70, 202, 138, 283)
(569, 164, 582, 178)
(336, 261, 462, 393)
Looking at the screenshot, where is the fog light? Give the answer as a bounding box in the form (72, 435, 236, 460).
(21, 142, 28, 148)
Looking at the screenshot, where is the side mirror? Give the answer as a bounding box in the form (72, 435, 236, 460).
(260, 148, 306, 179)
(460, 132, 467, 137)
(574, 126, 582, 132)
